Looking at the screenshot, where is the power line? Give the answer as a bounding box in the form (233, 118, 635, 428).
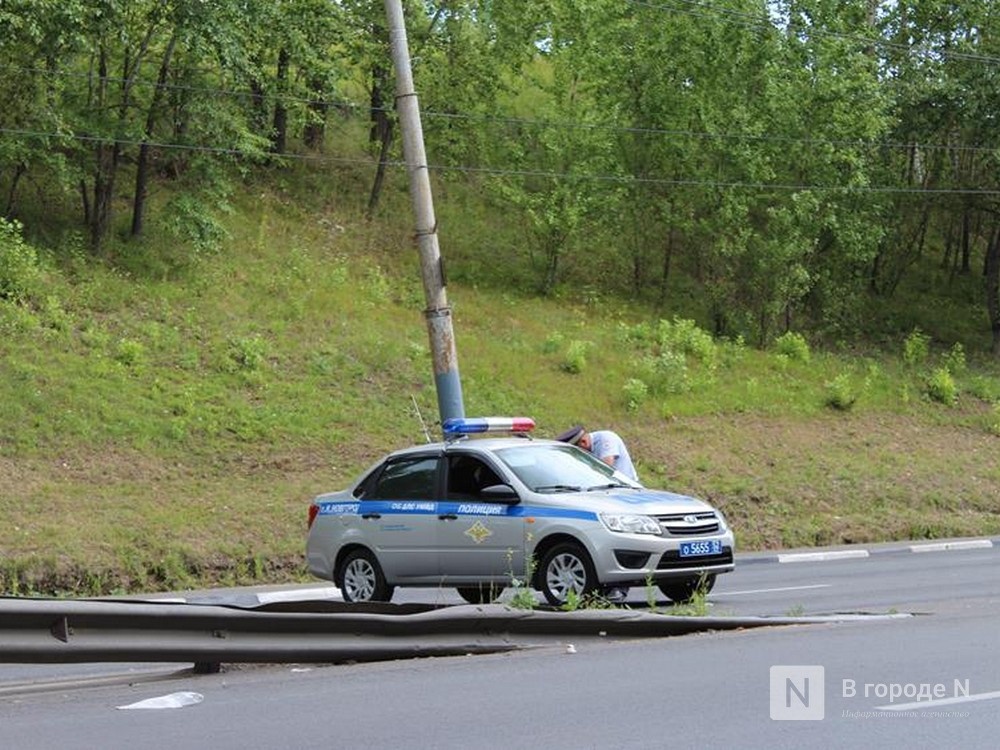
(2, 62, 996, 156)
(4, 126, 999, 196)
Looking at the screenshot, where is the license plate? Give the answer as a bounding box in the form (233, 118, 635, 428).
(679, 539, 722, 557)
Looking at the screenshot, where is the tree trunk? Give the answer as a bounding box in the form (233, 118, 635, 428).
(271, 48, 290, 155)
(132, 32, 177, 237)
(960, 206, 972, 275)
(303, 77, 328, 150)
(249, 76, 268, 137)
(366, 67, 394, 217)
(986, 225, 1000, 356)
(366, 118, 394, 218)
(4, 163, 26, 216)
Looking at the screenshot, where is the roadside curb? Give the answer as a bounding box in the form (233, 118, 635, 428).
(737, 537, 999, 566)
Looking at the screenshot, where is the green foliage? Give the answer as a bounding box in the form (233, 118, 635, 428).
(942, 343, 966, 376)
(925, 367, 958, 406)
(115, 339, 146, 368)
(624, 318, 720, 397)
(541, 331, 564, 354)
(0, 218, 42, 303)
(989, 403, 1000, 437)
(225, 335, 268, 373)
(824, 373, 858, 411)
(622, 378, 649, 412)
(560, 340, 590, 374)
(903, 329, 930, 367)
(774, 331, 811, 364)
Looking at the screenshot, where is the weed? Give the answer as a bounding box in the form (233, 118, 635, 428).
(903, 328, 930, 367)
(561, 588, 581, 611)
(506, 549, 537, 610)
(622, 378, 649, 412)
(926, 367, 958, 406)
(670, 587, 711, 617)
(115, 339, 146, 368)
(774, 331, 811, 363)
(0, 217, 42, 303)
(560, 340, 590, 374)
(942, 342, 966, 376)
(824, 373, 858, 411)
(644, 574, 658, 610)
(988, 403, 1000, 437)
(226, 335, 268, 372)
(786, 603, 806, 617)
(541, 331, 564, 354)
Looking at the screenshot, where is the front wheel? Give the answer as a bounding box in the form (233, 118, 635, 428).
(456, 584, 505, 604)
(658, 574, 716, 603)
(538, 542, 598, 606)
(338, 549, 395, 603)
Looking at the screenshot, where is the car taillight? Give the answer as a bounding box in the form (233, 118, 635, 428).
(307, 503, 319, 530)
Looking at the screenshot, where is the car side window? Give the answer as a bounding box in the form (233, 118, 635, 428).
(446, 455, 503, 500)
(366, 456, 438, 500)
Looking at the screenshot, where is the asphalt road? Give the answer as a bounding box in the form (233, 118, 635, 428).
(1, 540, 998, 749)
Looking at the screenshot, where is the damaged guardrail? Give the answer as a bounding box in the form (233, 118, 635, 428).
(0, 597, 908, 666)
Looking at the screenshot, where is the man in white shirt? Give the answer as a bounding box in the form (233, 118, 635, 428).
(556, 424, 638, 482)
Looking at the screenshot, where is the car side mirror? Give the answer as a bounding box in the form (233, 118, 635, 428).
(479, 484, 520, 503)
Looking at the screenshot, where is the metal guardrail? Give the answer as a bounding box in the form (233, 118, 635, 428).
(0, 597, 906, 667)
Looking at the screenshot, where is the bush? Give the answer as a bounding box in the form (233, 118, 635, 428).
(622, 378, 649, 412)
(942, 342, 966, 376)
(560, 340, 589, 374)
(824, 373, 858, 411)
(774, 331, 811, 363)
(903, 329, 930, 367)
(115, 339, 146, 368)
(227, 335, 268, 372)
(0, 218, 41, 303)
(925, 367, 957, 406)
(656, 317, 717, 368)
(989, 403, 1000, 437)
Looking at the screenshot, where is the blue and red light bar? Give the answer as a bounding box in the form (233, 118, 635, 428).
(442, 417, 536, 435)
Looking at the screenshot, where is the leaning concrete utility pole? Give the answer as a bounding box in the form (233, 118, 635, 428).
(383, 0, 465, 428)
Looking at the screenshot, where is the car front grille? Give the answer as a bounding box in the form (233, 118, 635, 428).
(655, 511, 721, 536)
(657, 548, 734, 570)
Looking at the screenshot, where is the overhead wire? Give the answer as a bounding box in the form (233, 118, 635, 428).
(4, 125, 998, 196)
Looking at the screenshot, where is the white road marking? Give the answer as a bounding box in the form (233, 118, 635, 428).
(778, 550, 870, 563)
(909, 539, 994, 553)
(713, 584, 832, 597)
(877, 689, 1000, 712)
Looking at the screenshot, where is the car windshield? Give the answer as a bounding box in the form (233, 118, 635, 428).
(493, 444, 640, 493)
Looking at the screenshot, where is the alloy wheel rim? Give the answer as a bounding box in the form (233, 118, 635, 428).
(344, 559, 376, 601)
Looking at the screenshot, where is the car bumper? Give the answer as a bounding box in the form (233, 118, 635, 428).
(589, 530, 736, 585)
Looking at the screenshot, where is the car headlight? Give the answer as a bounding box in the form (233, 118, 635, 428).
(599, 513, 662, 535)
(715, 510, 729, 532)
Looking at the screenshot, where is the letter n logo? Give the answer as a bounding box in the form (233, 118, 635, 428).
(770, 665, 825, 720)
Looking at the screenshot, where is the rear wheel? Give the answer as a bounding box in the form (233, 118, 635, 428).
(338, 549, 395, 603)
(538, 542, 599, 606)
(658, 574, 716, 603)
(456, 584, 505, 604)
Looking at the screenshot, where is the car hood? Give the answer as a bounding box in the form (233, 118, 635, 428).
(570, 488, 716, 514)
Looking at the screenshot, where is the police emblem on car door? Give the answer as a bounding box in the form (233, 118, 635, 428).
(436, 454, 525, 578)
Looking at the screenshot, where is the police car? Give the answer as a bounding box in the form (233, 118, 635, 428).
(306, 417, 735, 605)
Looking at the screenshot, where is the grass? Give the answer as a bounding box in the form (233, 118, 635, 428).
(1, 162, 999, 596)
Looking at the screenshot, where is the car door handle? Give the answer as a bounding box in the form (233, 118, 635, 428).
(438, 513, 458, 521)
(361, 513, 381, 520)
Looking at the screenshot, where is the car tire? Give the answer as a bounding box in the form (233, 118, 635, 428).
(658, 573, 716, 603)
(456, 584, 505, 604)
(538, 542, 599, 606)
(338, 549, 395, 603)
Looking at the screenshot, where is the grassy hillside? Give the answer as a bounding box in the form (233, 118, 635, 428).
(1, 162, 999, 596)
